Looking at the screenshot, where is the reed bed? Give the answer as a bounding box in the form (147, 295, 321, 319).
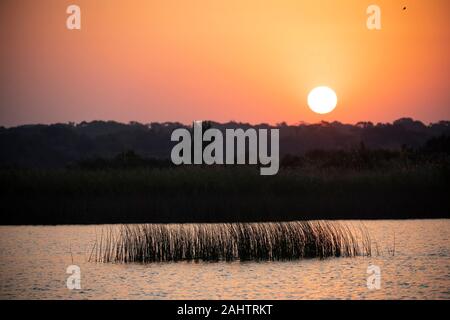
(91, 221, 373, 263)
(2, 166, 448, 225)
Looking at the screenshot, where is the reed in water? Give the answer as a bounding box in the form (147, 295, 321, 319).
(91, 221, 373, 263)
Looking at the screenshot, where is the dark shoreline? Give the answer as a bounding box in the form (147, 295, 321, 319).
(2, 217, 448, 227)
(1, 166, 448, 225)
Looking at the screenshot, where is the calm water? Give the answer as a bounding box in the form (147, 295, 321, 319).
(0, 220, 449, 300)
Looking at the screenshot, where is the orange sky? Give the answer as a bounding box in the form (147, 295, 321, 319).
(0, 0, 449, 126)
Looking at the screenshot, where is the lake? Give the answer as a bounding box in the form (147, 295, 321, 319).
(0, 220, 449, 299)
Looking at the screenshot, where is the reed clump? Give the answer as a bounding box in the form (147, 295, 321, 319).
(91, 221, 373, 263)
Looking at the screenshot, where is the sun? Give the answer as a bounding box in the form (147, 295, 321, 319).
(307, 86, 338, 114)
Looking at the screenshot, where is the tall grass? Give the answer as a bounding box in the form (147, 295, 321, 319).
(91, 221, 373, 263)
(1, 165, 449, 224)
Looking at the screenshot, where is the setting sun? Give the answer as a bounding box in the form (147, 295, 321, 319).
(307, 86, 338, 114)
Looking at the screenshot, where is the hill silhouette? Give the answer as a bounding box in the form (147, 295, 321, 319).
(1, 118, 449, 168)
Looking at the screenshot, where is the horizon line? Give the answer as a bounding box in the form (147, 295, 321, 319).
(2, 117, 450, 129)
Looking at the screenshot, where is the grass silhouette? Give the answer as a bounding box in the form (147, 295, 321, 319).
(91, 221, 373, 263)
(0, 163, 448, 224)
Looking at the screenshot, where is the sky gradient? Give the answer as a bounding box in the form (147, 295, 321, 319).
(1, 0, 449, 126)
